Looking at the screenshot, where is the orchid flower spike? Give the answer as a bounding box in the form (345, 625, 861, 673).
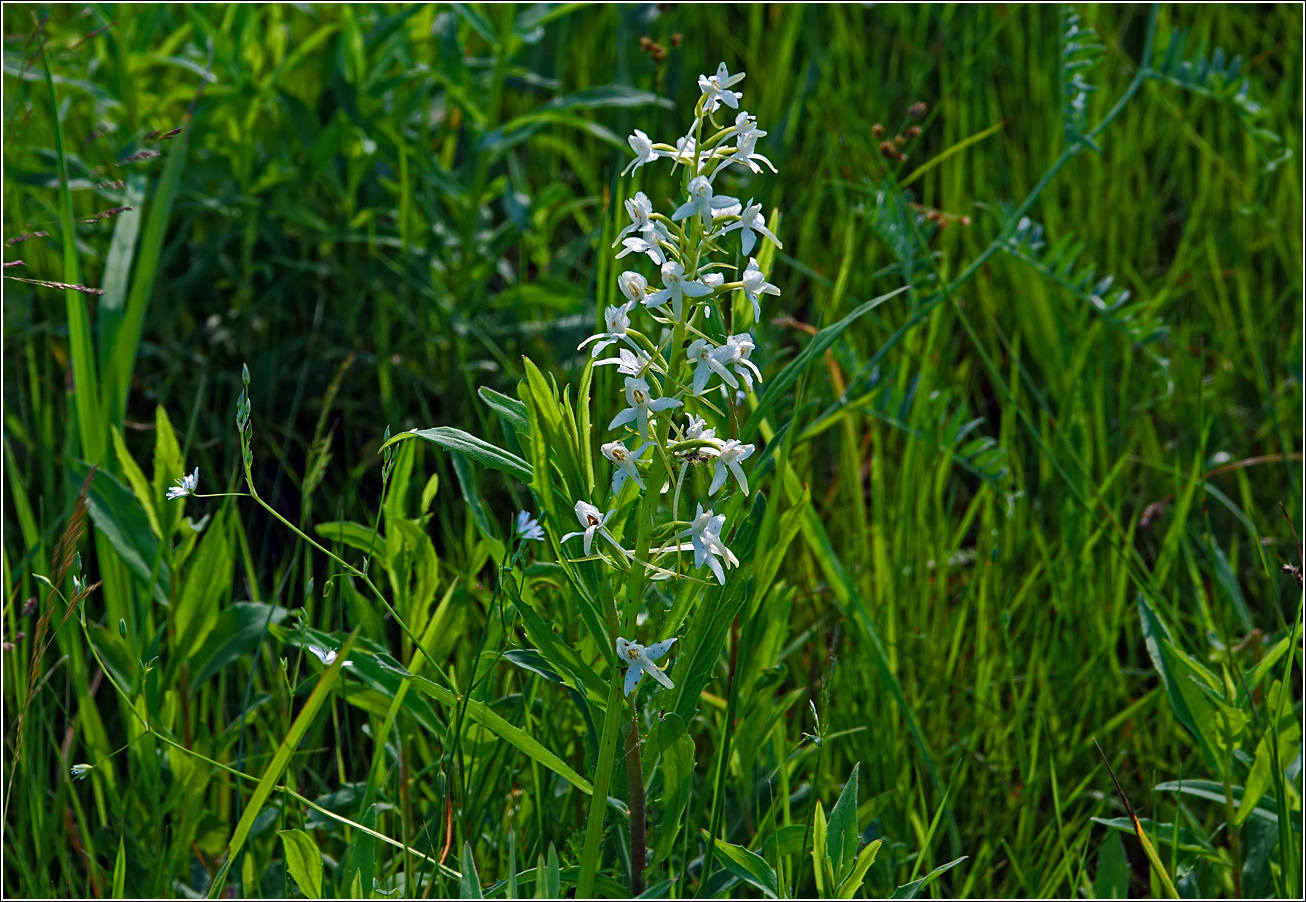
(616, 636, 677, 695)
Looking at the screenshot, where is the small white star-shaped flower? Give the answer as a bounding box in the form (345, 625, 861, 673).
(719, 333, 764, 390)
(616, 636, 677, 695)
(166, 467, 199, 500)
(515, 510, 545, 541)
(306, 644, 355, 668)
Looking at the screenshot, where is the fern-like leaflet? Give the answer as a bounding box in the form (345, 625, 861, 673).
(1003, 216, 1172, 394)
(1059, 6, 1106, 153)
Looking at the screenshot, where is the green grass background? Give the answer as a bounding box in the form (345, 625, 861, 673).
(2, 3, 1302, 898)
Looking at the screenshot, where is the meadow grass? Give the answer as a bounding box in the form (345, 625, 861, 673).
(2, 3, 1302, 899)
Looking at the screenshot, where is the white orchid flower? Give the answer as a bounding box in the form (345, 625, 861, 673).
(306, 643, 354, 668)
(709, 439, 755, 495)
(166, 467, 199, 500)
(608, 376, 682, 441)
(578, 302, 637, 357)
(720, 333, 764, 390)
(687, 337, 740, 395)
(698, 62, 745, 113)
(623, 129, 660, 174)
(723, 200, 782, 256)
(594, 346, 658, 377)
(645, 260, 713, 321)
(616, 235, 666, 266)
(515, 510, 545, 541)
(683, 414, 723, 447)
(616, 191, 656, 242)
(741, 258, 780, 322)
(673, 176, 741, 228)
(617, 270, 649, 306)
(677, 503, 739, 584)
(560, 500, 632, 557)
(734, 127, 777, 174)
(602, 440, 652, 494)
(616, 636, 677, 695)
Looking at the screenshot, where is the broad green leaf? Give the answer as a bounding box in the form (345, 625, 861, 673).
(381, 426, 532, 483)
(1094, 830, 1130, 899)
(110, 425, 159, 538)
(478, 386, 530, 437)
(1137, 595, 1212, 762)
(811, 802, 833, 898)
(280, 829, 324, 899)
(653, 714, 695, 863)
(838, 838, 882, 898)
(1235, 626, 1298, 708)
(1153, 779, 1280, 824)
(827, 763, 861, 884)
(344, 803, 377, 898)
(189, 603, 291, 694)
(890, 855, 967, 898)
(1237, 681, 1301, 825)
(68, 460, 170, 604)
(460, 842, 483, 899)
(207, 634, 356, 898)
(701, 831, 778, 898)
(174, 509, 232, 659)
(1090, 817, 1218, 856)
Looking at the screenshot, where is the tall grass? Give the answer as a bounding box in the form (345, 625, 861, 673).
(3, 3, 1302, 899)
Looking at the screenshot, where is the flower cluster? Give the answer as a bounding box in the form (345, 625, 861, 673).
(569, 62, 783, 690)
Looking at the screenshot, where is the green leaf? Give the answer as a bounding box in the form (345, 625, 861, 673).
(280, 829, 325, 899)
(1153, 779, 1280, 824)
(653, 714, 695, 863)
(1238, 681, 1301, 825)
(1090, 817, 1217, 856)
(701, 831, 778, 899)
(381, 426, 532, 483)
(344, 803, 377, 898)
(478, 386, 531, 437)
(151, 405, 185, 536)
(1093, 830, 1130, 899)
(838, 839, 882, 898)
(174, 510, 233, 659)
(112, 834, 126, 899)
(827, 763, 861, 884)
(372, 655, 611, 809)
(743, 286, 908, 439)
(1137, 595, 1212, 760)
(811, 802, 833, 898)
(206, 634, 355, 898)
(189, 603, 291, 695)
(890, 855, 967, 898)
(68, 460, 170, 604)
(110, 425, 159, 538)
(460, 842, 483, 899)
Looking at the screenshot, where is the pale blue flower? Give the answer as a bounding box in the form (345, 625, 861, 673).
(617, 636, 677, 695)
(515, 510, 545, 542)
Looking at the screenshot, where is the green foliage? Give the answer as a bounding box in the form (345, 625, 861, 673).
(3, 4, 1301, 901)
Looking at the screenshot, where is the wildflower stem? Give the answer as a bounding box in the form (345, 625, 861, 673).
(624, 713, 647, 895)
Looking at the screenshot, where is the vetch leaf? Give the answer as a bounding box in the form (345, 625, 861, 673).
(280, 829, 324, 899)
